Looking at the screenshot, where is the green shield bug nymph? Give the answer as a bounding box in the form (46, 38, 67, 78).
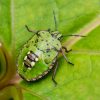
(17, 11, 85, 85)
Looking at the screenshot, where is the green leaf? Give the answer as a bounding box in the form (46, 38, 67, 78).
(0, 85, 23, 100)
(0, 0, 16, 89)
(0, 0, 12, 47)
(1, 0, 99, 100)
(15, 0, 100, 100)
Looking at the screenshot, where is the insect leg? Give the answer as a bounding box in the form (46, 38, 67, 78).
(62, 46, 72, 53)
(25, 25, 37, 33)
(61, 49, 74, 65)
(52, 61, 58, 86)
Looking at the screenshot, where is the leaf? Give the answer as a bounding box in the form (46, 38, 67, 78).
(0, 85, 23, 100)
(0, 0, 16, 89)
(0, 0, 12, 47)
(13, 0, 100, 99)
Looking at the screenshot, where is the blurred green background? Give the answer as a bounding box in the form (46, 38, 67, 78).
(0, 0, 100, 100)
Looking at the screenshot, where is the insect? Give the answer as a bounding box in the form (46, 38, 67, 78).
(18, 11, 85, 85)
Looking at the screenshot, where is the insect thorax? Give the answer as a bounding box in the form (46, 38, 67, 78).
(36, 30, 62, 52)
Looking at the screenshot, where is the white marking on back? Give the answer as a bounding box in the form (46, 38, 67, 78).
(24, 56, 27, 60)
(44, 71, 48, 75)
(28, 67, 31, 70)
(49, 65, 53, 69)
(38, 75, 42, 78)
(27, 51, 30, 54)
(31, 62, 35, 67)
(32, 78, 36, 81)
(35, 58, 38, 61)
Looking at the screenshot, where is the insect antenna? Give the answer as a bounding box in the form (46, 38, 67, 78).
(62, 34, 86, 37)
(53, 10, 58, 31)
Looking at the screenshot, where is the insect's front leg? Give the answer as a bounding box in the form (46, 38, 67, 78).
(25, 25, 37, 33)
(52, 61, 58, 86)
(62, 46, 72, 53)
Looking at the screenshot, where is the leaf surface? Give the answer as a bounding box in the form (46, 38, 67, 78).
(2, 0, 100, 100)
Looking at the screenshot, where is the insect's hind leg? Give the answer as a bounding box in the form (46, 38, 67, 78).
(62, 46, 72, 53)
(52, 61, 58, 86)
